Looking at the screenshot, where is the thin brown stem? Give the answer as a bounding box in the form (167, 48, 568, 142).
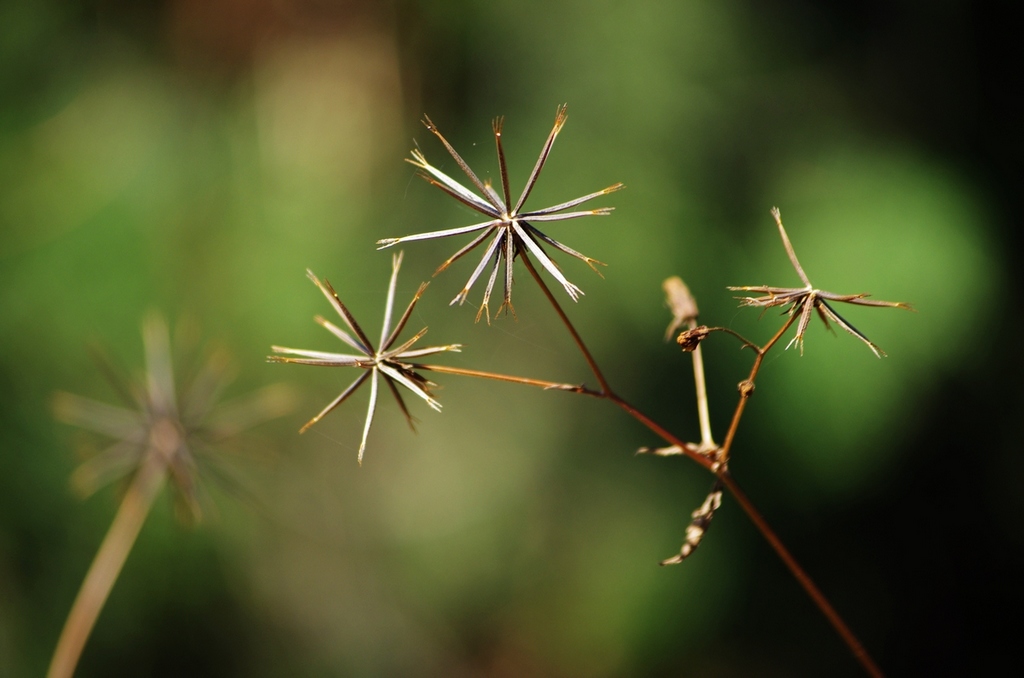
(48, 449, 167, 678)
(521, 257, 878, 674)
(519, 250, 611, 394)
(420, 372, 713, 470)
(704, 311, 882, 674)
(416, 363, 600, 396)
(607, 393, 714, 471)
(718, 312, 800, 466)
(704, 326, 760, 351)
(421, 363, 710, 467)
(429, 349, 879, 676)
(518, 250, 713, 470)
(431, 348, 880, 674)
(719, 472, 884, 678)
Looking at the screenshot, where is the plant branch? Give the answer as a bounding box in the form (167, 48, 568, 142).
(418, 363, 712, 471)
(517, 250, 714, 470)
(416, 363, 600, 396)
(703, 326, 760, 351)
(514, 257, 879, 674)
(718, 312, 800, 466)
(424, 341, 880, 676)
(687, 319, 715, 449)
(519, 250, 611, 394)
(430, 336, 882, 676)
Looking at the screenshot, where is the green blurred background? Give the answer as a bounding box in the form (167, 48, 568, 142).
(1, 1, 1018, 675)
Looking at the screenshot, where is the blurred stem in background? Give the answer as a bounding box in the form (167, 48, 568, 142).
(48, 315, 291, 677)
(48, 441, 167, 678)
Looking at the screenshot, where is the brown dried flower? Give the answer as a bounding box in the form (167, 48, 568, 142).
(729, 207, 913, 357)
(676, 326, 711, 352)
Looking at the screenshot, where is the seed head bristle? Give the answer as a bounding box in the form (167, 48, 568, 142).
(553, 104, 568, 133)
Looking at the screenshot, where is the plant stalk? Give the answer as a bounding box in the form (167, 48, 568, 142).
(718, 311, 799, 466)
(516, 248, 881, 676)
(719, 472, 883, 678)
(519, 252, 611, 394)
(47, 449, 167, 678)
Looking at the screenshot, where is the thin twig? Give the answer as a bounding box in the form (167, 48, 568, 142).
(519, 251, 880, 675)
(519, 251, 611, 394)
(420, 372, 714, 471)
(425, 333, 881, 675)
(663, 277, 716, 450)
(719, 472, 884, 678)
(718, 312, 800, 466)
(416, 363, 599, 396)
(703, 326, 761, 351)
(423, 325, 880, 678)
(429, 341, 880, 676)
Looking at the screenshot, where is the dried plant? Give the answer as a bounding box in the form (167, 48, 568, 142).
(269, 252, 461, 463)
(377, 104, 623, 321)
(660, 480, 723, 565)
(729, 207, 913, 356)
(49, 314, 292, 678)
(272, 107, 912, 676)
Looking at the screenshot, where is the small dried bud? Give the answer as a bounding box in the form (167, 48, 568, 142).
(663, 276, 699, 341)
(660, 482, 723, 566)
(676, 325, 710, 352)
(738, 379, 755, 397)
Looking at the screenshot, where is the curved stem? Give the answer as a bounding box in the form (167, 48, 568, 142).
(48, 451, 167, 678)
(704, 326, 760, 351)
(514, 256, 880, 675)
(427, 346, 881, 675)
(516, 252, 714, 470)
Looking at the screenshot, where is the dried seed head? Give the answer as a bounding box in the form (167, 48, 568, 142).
(663, 276, 699, 341)
(379, 106, 621, 319)
(676, 325, 711, 352)
(271, 253, 462, 463)
(730, 208, 913, 357)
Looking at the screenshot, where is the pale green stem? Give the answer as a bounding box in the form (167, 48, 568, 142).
(687, 317, 715, 450)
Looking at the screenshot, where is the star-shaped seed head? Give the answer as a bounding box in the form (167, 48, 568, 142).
(53, 314, 293, 521)
(729, 207, 914, 357)
(377, 105, 623, 322)
(270, 252, 461, 464)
